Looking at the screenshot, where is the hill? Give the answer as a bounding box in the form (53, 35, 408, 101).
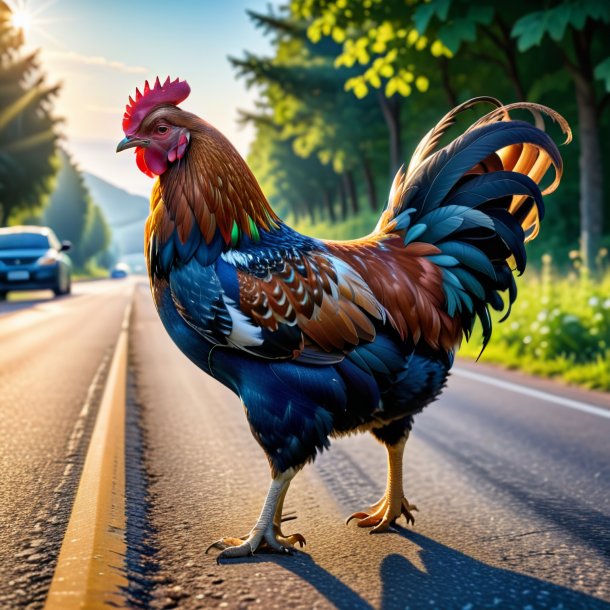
(83, 173, 148, 269)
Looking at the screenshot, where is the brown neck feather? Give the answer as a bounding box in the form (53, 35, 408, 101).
(156, 114, 279, 245)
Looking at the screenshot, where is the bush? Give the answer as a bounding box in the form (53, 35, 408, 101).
(460, 252, 610, 391)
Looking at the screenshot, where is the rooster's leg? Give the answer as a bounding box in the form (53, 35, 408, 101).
(205, 468, 305, 561)
(346, 434, 417, 533)
(271, 484, 307, 548)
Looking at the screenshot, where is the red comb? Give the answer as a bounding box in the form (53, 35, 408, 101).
(123, 76, 191, 135)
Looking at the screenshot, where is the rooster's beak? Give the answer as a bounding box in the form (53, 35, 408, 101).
(116, 136, 150, 152)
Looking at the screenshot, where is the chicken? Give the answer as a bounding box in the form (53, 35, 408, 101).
(117, 77, 570, 561)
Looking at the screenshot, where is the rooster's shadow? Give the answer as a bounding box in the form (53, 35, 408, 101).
(243, 527, 610, 610)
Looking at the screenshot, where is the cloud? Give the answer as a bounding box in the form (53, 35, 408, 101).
(45, 50, 148, 74)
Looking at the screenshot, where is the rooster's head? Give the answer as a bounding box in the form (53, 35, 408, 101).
(116, 76, 191, 177)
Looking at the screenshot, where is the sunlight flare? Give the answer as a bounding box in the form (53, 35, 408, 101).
(10, 8, 32, 32)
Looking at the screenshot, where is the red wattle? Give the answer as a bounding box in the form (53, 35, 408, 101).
(144, 147, 169, 175)
(135, 148, 154, 178)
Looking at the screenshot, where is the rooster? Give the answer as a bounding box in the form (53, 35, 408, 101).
(117, 77, 570, 561)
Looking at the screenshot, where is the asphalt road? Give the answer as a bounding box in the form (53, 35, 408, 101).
(1, 279, 609, 610)
(130, 282, 610, 610)
(0, 279, 134, 609)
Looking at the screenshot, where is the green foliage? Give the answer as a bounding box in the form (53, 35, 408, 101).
(512, 1, 610, 52)
(44, 149, 110, 268)
(235, 9, 388, 222)
(289, 208, 379, 240)
(594, 57, 610, 92)
(81, 203, 111, 264)
(415, 2, 494, 54)
(460, 255, 610, 390)
(294, 0, 442, 99)
(0, 1, 60, 225)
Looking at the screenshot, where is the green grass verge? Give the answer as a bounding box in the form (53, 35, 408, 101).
(459, 256, 610, 391)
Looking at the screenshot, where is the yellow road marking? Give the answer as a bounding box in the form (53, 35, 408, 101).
(44, 301, 132, 610)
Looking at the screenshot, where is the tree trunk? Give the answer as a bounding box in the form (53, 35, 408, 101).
(566, 26, 604, 272)
(439, 57, 458, 107)
(302, 198, 316, 224)
(343, 171, 359, 215)
(574, 78, 603, 271)
(361, 155, 378, 211)
(322, 188, 336, 223)
(378, 92, 402, 176)
(496, 17, 526, 101)
(339, 177, 349, 220)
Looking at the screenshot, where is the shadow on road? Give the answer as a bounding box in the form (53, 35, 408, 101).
(241, 529, 609, 610)
(379, 528, 609, 609)
(0, 291, 80, 316)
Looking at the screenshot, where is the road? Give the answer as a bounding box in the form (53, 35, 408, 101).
(1, 279, 609, 609)
(0, 280, 134, 609)
(130, 282, 610, 610)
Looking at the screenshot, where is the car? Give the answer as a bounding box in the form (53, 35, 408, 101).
(0, 226, 72, 300)
(110, 262, 130, 279)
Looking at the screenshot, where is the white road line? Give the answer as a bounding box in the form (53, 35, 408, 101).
(452, 367, 610, 420)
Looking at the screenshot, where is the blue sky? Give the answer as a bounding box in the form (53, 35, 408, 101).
(14, 0, 277, 195)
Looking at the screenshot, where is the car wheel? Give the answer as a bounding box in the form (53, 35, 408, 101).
(53, 272, 64, 296)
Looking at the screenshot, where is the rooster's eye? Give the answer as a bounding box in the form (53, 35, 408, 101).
(156, 125, 169, 135)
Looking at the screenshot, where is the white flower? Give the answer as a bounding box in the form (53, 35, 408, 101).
(588, 296, 600, 307)
(523, 335, 532, 345)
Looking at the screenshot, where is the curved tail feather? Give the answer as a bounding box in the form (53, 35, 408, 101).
(376, 98, 571, 352)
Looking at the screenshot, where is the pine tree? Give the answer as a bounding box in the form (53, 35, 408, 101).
(0, 1, 60, 224)
(81, 203, 111, 264)
(44, 149, 90, 265)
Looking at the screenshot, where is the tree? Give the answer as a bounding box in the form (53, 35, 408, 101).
(512, 1, 610, 271)
(0, 1, 60, 224)
(81, 203, 110, 264)
(293, 0, 609, 270)
(233, 9, 390, 220)
(292, 0, 444, 173)
(44, 149, 91, 266)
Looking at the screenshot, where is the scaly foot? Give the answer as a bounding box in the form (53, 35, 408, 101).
(346, 494, 418, 533)
(206, 520, 305, 562)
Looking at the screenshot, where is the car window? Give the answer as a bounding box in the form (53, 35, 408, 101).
(48, 231, 61, 250)
(0, 233, 50, 250)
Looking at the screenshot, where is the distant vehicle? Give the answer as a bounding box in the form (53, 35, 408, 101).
(110, 263, 130, 279)
(0, 226, 72, 300)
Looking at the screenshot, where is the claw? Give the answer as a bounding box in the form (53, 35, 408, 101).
(216, 541, 254, 563)
(346, 495, 418, 530)
(286, 533, 306, 548)
(345, 511, 370, 526)
(206, 536, 246, 554)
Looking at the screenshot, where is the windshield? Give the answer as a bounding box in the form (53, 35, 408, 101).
(0, 233, 50, 250)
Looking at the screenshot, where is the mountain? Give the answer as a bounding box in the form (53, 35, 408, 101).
(83, 173, 149, 269)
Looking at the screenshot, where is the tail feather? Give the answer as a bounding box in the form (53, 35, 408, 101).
(376, 97, 571, 352)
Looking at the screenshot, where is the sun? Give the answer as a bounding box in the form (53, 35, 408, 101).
(10, 8, 33, 32)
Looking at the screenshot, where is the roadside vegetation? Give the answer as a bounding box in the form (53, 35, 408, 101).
(460, 254, 610, 391)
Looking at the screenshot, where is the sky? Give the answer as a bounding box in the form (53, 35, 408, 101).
(11, 0, 277, 196)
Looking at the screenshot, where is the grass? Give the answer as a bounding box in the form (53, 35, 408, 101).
(459, 254, 610, 391)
